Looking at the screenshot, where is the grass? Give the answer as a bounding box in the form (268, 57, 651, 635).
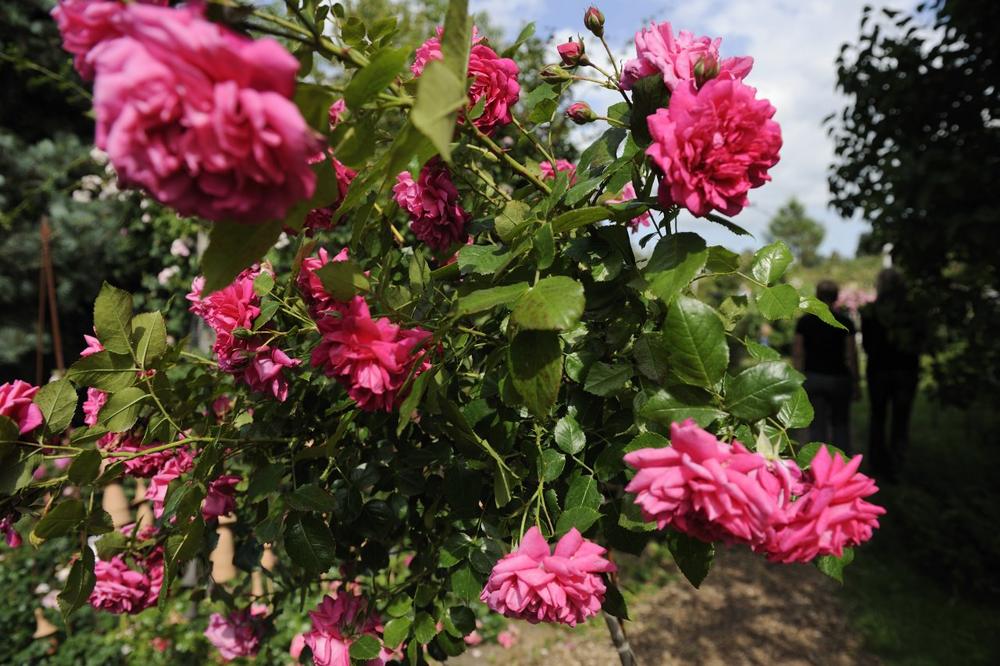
(839, 391, 1000, 665)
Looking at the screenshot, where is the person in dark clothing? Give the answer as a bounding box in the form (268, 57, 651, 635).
(861, 268, 922, 480)
(792, 280, 860, 452)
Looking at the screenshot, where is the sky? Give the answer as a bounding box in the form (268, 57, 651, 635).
(469, 0, 882, 256)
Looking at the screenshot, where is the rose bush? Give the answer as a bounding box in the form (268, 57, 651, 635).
(0, 1, 884, 663)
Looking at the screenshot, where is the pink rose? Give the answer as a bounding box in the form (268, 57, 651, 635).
(646, 78, 781, 217)
(204, 609, 261, 661)
(0, 380, 44, 435)
(81, 331, 104, 357)
(620, 21, 752, 91)
(297, 247, 353, 319)
(88, 3, 320, 223)
(539, 159, 578, 186)
(90, 544, 163, 614)
(328, 98, 347, 129)
(393, 161, 470, 252)
(557, 40, 586, 67)
(304, 155, 357, 233)
(106, 433, 187, 478)
(51, 0, 167, 79)
(145, 447, 196, 517)
(303, 591, 391, 666)
(566, 101, 597, 125)
(762, 446, 885, 563)
(623, 420, 801, 546)
(480, 526, 616, 626)
(310, 298, 433, 413)
(203, 474, 241, 520)
(497, 629, 518, 649)
(606, 182, 652, 231)
(82, 387, 108, 427)
(1, 513, 22, 548)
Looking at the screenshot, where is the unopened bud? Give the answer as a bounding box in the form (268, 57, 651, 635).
(693, 56, 721, 88)
(584, 7, 605, 38)
(540, 64, 573, 83)
(566, 102, 598, 125)
(557, 39, 588, 67)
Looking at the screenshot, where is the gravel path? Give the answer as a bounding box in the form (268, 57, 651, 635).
(450, 547, 878, 666)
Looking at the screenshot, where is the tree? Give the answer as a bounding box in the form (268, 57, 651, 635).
(765, 198, 825, 267)
(828, 0, 1000, 403)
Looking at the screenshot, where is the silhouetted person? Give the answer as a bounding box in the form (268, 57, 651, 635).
(861, 269, 922, 480)
(793, 280, 859, 452)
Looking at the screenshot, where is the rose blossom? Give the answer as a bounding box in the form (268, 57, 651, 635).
(539, 159, 578, 186)
(328, 98, 347, 129)
(203, 474, 241, 520)
(623, 420, 801, 546)
(646, 78, 781, 217)
(620, 21, 753, 91)
(81, 331, 104, 357)
(393, 162, 470, 252)
(606, 182, 652, 231)
(86, 2, 321, 223)
(304, 154, 357, 233)
(311, 297, 432, 412)
(105, 433, 187, 478)
(480, 526, 616, 626)
(204, 609, 261, 661)
(90, 538, 163, 614)
(145, 447, 196, 517)
(297, 247, 353, 318)
(1, 513, 22, 548)
(557, 40, 586, 67)
(412, 27, 519, 134)
(303, 591, 392, 666)
(0, 380, 44, 435)
(762, 446, 885, 563)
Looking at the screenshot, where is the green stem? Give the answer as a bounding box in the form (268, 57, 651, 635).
(511, 116, 557, 165)
(468, 124, 551, 195)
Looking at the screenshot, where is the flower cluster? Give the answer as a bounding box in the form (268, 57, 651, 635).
(188, 268, 301, 401)
(481, 527, 616, 626)
(89, 525, 163, 614)
(393, 160, 470, 252)
(0, 380, 43, 435)
(622, 21, 781, 217)
(52, 0, 320, 223)
(295, 590, 394, 666)
(624, 420, 884, 561)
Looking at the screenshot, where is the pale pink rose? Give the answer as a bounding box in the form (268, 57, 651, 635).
(623, 420, 801, 546)
(646, 78, 781, 217)
(1, 513, 22, 548)
(82, 387, 108, 427)
(0, 380, 44, 435)
(169, 238, 191, 258)
(203, 474, 241, 520)
(620, 21, 753, 91)
(145, 447, 196, 517)
(539, 159, 578, 186)
(51, 0, 167, 79)
(303, 591, 390, 666)
(480, 526, 616, 626)
(297, 247, 352, 318)
(89, 546, 163, 614)
(88, 3, 321, 223)
(204, 609, 261, 661)
(606, 182, 653, 231)
(762, 446, 885, 563)
(310, 298, 433, 413)
(81, 331, 104, 357)
(412, 27, 519, 134)
(497, 629, 518, 649)
(393, 161, 470, 252)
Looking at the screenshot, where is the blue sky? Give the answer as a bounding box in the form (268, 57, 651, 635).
(470, 0, 883, 256)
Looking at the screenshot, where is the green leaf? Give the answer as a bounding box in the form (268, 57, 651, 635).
(508, 331, 562, 418)
(725, 361, 804, 422)
(493, 463, 516, 508)
(349, 634, 383, 660)
(66, 351, 137, 391)
(510, 276, 585, 331)
(93, 282, 134, 355)
(33, 500, 85, 540)
(0, 415, 18, 444)
(456, 244, 511, 275)
(556, 506, 601, 536)
(639, 389, 726, 428)
(246, 465, 284, 501)
(533, 222, 555, 270)
(799, 296, 848, 330)
(315, 259, 370, 300)
(165, 515, 205, 574)
(664, 297, 729, 388)
(704, 213, 753, 238)
(501, 21, 536, 57)
(706, 245, 741, 273)
(411, 60, 466, 161)
(33, 378, 77, 436)
(744, 339, 781, 361)
(0, 450, 39, 494)
(665, 530, 714, 588)
(756, 284, 800, 320)
(565, 473, 601, 510)
(253, 272, 275, 296)
(383, 617, 412, 648)
(94, 531, 128, 560)
(450, 566, 480, 603)
(294, 82, 338, 132)
(201, 221, 283, 294)
(98, 386, 148, 433)
(456, 283, 529, 316)
(449, 606, 477, 634)
(583, 362, 632, 396)
(629, 75, 670, 146)
(778, 387, 814, 429)
(68, 449, 102, 485)
(131, 312, 167, 368)
(344, 46, 410, 110)
(283, 512, 336, 573)
(495, 200, 532, 242)
(578, 127, 627, 174)
(750, 241, 793, 285)
(58, 547, 95, 620)
(644, 232, 708, 304)
(796, 442, 849, 468)
(554, 415, 586, 455)
(633, 333, 671, 384)
(539, 448, 566, 482)
(551, 206, 611, 234)
(602, 582, 630, 620)
(815, 547, 854, 583)
(413, 611, 438, 644)
(286, 484, 338, 512)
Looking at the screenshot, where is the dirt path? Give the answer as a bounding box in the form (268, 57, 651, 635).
(451, 547, 879, 666)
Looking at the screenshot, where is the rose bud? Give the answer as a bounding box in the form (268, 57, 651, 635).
(584, 7, 605, 38)
(694, 56, 721, 88)
(566, 101, 598, 125)
(557, 39, 588, 67)
(540, 64, 573, 82)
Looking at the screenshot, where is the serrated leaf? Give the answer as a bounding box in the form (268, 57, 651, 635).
(554, 415, 586, 455)
(66, 351, 137, 391)
(131, 311, 167, 368)
(756, 284, 800, 320)
(508, 331, 561, 418)
(283, 512, 336, 573)
(383, 617, 412, 648)
(457, 283, 529, 316)
(815, 547, 854, 583)
(555, 506, 601, 536)
(639, 389, 726, 428)
(751, 241, 793, 285)
(58, 547, 95, 620)
(633, 333, 671, 384)
(799, 296, 848, 330)
(664, 297, 729, 388)
(315, 259, 370, 300)
(287, 484, 338, 512)
(344, 46, 410, 110)
(349, 634, 383, 660)
(539, 448, 566, 482)
(93, 282, 134, 354)
(778, 387, 814, 429)
(725, 361, 804, 422)
(706, 245, 740, 273)
(495, 200, 532, 242)
(165, 515, 205, 573)
(68, 449, 102, 485)
(33, 378, 77, 436)
(583, 362, 632, 396)
(98, 387, 148, 433)
(201, 221, 283, 294)
(644, 232, 708, 304)
(565, 473, 601, 510)
(551, 206, 612, 234)
(33, 500, 85, 540)
(413, 611, 438, 644)
(450, 566, 480, 603)
(665, 530, 714, 588)
(510, 276, 585, 331)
